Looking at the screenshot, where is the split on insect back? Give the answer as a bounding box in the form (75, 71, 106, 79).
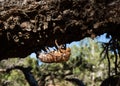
(36, 40, 71, 63)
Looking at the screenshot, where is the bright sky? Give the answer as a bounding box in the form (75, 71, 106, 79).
(96, 33, 111, 43)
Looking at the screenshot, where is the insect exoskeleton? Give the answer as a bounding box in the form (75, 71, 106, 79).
(37, 40, 71, 63)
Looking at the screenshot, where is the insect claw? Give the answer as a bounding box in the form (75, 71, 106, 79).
(45, 47, 50, 52)
(55, 39, 59, 49)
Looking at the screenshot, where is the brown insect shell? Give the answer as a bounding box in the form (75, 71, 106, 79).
(38, 48, 71, 63)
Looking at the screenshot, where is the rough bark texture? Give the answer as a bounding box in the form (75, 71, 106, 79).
(0, 0, 120, 60)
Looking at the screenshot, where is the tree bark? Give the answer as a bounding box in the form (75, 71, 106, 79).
(0, 0, 120, 60)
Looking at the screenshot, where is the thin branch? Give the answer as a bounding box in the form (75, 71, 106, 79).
(112, 38, 119, 75)
(113, 45, 118, 75)
(106, 46, 111, 77)
(65, 77, 85, 86)
(0, 66, 38, 86)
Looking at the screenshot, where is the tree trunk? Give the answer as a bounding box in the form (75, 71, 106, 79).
(0, 0, 120, 60)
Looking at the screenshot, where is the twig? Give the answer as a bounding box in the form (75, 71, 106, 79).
(0, 66, 38, 86)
